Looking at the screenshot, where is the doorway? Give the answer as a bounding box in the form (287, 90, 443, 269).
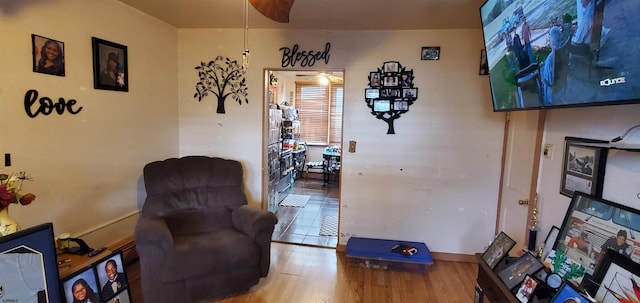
(262, 69, 344, 248)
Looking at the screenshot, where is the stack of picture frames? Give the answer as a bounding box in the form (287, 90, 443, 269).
(62, 250, 131, 303)
(480, 231, 546, 303)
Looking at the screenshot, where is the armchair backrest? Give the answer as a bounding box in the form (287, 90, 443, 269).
(141, 156, 248, 219)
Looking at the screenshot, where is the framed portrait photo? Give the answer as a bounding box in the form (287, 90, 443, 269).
(421, 46, 440, 60)
(383, 61, 399, 73)
(94, 251, 130, 302)
(62, 266, 101, 303)
(481, 231, 516, 269)
(560, 136, 608, 197)
(369, 72, 381, 87)
(497, 252, 544, 290)
(515, 274, 538, 303)
(92, 37, 129, 91)
(32, 34, 65, 76)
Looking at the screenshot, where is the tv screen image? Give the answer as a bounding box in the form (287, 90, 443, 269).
(480, 0, 640, 111)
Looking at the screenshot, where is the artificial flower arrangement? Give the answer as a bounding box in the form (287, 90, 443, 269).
(0, 172, 36, 211)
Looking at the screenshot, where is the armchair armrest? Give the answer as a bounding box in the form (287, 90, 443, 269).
(134, 216, 174, 255)
(232, 205, 277, 239)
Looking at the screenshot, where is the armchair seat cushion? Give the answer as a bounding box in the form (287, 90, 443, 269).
(162, 228, 260, 283)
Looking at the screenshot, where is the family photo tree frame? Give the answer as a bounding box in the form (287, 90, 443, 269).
(92, 37, 129, 92)
(560, 136, 608, 197)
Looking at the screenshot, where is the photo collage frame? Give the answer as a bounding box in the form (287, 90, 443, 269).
(62, 251, 131, 303)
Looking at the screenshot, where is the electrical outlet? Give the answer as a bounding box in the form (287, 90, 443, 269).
(543, 144, 553, 159)
(348, 141, 356, 153)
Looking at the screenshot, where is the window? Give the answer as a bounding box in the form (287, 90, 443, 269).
(296, 82, 343, 145)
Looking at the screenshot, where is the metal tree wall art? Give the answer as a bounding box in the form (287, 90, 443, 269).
(194, 56, 248, 114)
(365, 61, 418, 134)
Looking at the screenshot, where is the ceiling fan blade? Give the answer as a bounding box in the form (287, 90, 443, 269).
(249, 0, 295, 23)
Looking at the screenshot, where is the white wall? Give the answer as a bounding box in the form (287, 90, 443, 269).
(0, 0, 179, 246)
(536, 105, 640, 246)
(178, 29, 505, 254)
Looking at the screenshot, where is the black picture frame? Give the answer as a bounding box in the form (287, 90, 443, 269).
(479, 49, 489, 75)
(585, 249, 640, 302)
(560, 136, 608, 198)
(369, 72, 381, 87)
(541, 225, 560, 261)
(421, 46, 440, 60)
(515, 274, 538, 303)
(0, 223, 62, 303)
(497, 252, 544, 290)
(481, 231, 516, 269)
(474, 285, 484, 303)
(92, 37, 129, 91)
(62, 266, 101, 303)
(383, 61, 399, 73)
(553, 191, 640, 277)
(32, 34, 65, 76)
(549, 281, 592, 303)
(95, 251, 130, 302)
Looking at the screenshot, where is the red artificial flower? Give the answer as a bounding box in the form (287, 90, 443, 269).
(19, 193, 36, 206)
(0, 184, 15, 205)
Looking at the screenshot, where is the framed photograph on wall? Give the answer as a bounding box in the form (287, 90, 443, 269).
(92, 37, 129, 91)
(369, 72, 381, 87)
(560, 137, 608, 197)
(481, 231, 516, 269)
(497, 252, 544, 290)
(383, 61, 399, 73)
(32, 34, 65, 76)
(421, 46, 440, 60)
(585, 249, 640, 303)
(479, 49, 489, 75)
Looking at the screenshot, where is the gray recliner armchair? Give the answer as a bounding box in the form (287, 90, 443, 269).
(134, 156, 277, 303)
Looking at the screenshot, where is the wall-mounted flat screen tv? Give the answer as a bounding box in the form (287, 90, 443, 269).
(479, 0, 640, 111)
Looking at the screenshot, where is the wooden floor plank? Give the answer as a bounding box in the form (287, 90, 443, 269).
(127, 242, 478, 303)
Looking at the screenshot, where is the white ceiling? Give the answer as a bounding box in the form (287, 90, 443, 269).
(117, 0, 486, 30)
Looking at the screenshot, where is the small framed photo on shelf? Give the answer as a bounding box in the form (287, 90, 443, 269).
(421, 46, 440, 60)
(32, 34, 65, 76)
(549, 281, 592, 303)
(95, 251, 130, 302)
(474, 285, 484, 303)
(497, 252, 544, 290)
(481, 231, 516, 269)
(560, 136, 608, 197)
(515, 274, 538, 303)
(92, 37, 129, 91)
(62, 267, 101, 303)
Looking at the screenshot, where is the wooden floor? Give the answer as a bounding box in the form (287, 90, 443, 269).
(127, 242, 479, 303)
